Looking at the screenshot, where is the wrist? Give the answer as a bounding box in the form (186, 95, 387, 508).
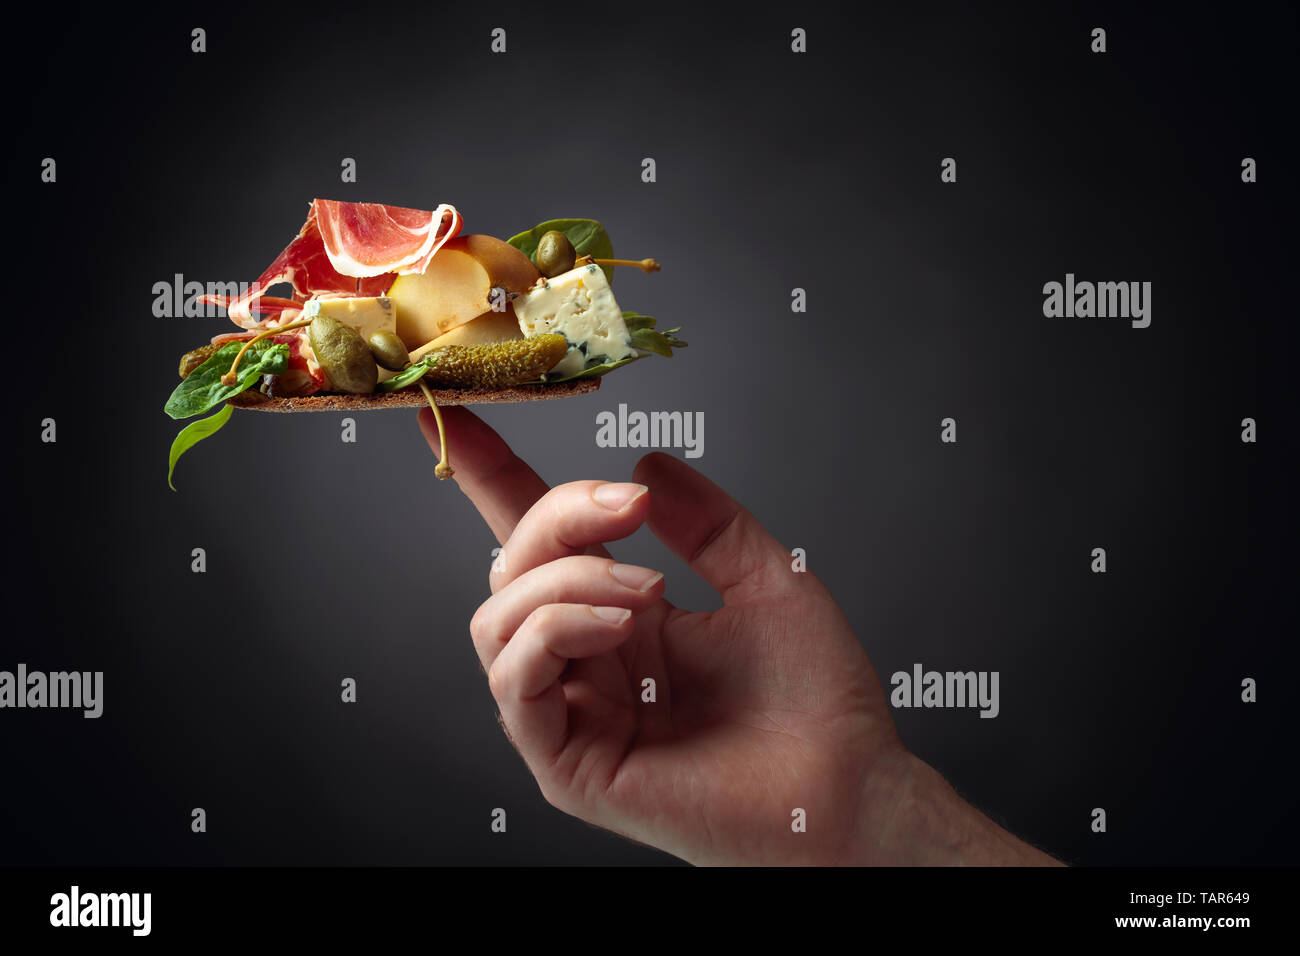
(851, 748, 1061, 866)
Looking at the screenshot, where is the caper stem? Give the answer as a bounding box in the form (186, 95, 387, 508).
(593, 257, 661, 273)
(418, 380, 454, 480)
(219, 318, 313, 387)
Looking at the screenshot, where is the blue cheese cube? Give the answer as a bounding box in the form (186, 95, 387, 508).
(513, 264, 636, 377)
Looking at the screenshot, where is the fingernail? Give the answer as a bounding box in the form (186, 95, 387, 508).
(593, 482, 648, 512)
(610, 563, 663, 592)
(591, 606, 631, 624)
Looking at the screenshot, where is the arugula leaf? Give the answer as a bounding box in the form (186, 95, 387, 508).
(164, 341, 288, 420)
(376, 360, 431, 392)
(529, 311, 687, 382)
(622, 311, 657, 332)
(167, 403, 234, 491)
(622, 311, 688, 358)
(507, 219, 616, 284)
(544, 354, 644, 382)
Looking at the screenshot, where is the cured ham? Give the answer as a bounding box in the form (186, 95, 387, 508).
(315, 200, 461, 277)
(199, 200, 461, 328)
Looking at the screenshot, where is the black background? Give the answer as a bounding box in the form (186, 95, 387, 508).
(5, 1, 1296, 866)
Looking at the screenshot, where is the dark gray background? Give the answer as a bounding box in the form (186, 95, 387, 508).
(6, 1, 1296, 865)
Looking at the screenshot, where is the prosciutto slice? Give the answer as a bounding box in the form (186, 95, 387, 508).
(199, 200, 461, 328)
(315, 199, 460, 277)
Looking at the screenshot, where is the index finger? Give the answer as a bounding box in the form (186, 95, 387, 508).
(417, 405, 548, 544)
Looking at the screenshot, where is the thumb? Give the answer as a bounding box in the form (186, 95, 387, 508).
(632, 452, 793, 604)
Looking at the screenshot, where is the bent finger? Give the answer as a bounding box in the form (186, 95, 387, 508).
(492, 479, 649, 590)
(470, 555, 664, 669)
(487, 603, 635, 763)
(633, 452, 792, 604)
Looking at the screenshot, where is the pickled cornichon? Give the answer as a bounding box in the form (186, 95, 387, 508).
(422, 335, 569, 388)
(178, 343, 224, 378)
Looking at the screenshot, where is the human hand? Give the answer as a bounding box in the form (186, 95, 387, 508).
(420, 406, 1060, 866)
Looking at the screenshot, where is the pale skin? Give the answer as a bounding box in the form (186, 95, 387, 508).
(420, 406, 1062, 867)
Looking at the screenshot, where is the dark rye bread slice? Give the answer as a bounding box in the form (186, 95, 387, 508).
(226, 378, 600, 412)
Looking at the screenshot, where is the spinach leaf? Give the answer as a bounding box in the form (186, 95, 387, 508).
(164, 341, 288, 420)
(167, 403, 234, 491)
(507, 219, 615, 283)
(376, 360, 432, 392)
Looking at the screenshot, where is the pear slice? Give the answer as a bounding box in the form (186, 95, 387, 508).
(387, 235, 540, 349)
(410, 307, 524, 361)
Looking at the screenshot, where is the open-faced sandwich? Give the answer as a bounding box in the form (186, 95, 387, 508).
(164, 200, 685, 488)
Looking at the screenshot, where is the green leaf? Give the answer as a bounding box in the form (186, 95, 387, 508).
(167, 403, 234, 491)
(507, 219, 615, 284)
(623, 311, 687, 357)
(164, 341, 289, 420)
(622, 311, 657, 332)
(527, 309, 686, 383)
(376, 360, 432, 392)
(544, 354, 644, 382)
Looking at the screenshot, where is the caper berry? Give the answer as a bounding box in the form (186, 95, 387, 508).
(367, 329, 410, 370)
(309, 314, 378, 393)
(536, 230, 577, 278)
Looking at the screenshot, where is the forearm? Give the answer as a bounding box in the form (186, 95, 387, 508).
(854, 750, 1063, 866)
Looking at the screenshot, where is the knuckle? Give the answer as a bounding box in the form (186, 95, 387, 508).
(554, 479, 602, 499)
(522, 602, 563, 635)
(468, 604, 490, 645)
(486, 659, 509, 699)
